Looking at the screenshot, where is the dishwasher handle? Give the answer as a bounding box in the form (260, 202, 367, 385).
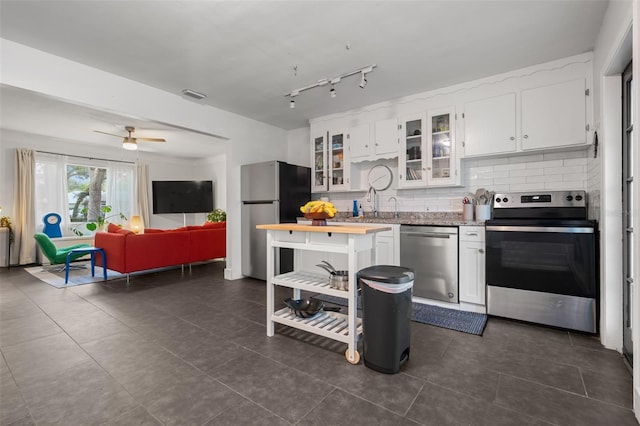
(401, 232, 452, 239)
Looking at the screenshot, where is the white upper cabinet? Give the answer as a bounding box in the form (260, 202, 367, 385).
(349, 119, 398, 162)
(398, 114, 427, 188)
(373, 118, 399, 157)
(311, 131, 328, 192)
(427, 107, 457, 186)
(521, 78, 587, 150)
(348, 123, 371, 159)
(328, 129, 350, 191)
(463, 93, 517, 157)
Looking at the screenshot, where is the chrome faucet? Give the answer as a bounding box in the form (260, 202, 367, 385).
(367, 186, 378, 218)
(388, 196, 399, 219)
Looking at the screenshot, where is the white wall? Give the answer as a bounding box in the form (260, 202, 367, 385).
(1, 39, 289, 278)
(287, 127, 311, 168)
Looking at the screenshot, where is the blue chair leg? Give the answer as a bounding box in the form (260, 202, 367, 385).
(99, 249, 107, 281)
(90, 252, 96, 277)
(65, 253, 72, 284)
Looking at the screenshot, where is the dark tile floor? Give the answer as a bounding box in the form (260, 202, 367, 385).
(0, 262, 636, 426)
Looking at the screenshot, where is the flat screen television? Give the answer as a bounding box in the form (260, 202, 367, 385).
(152, 180, 214, 214)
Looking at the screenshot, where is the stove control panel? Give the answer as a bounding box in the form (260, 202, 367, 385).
(494, 190, 587, 209)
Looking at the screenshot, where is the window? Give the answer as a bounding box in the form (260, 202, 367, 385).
(35, 153, 134, 235)
(67, 164, 107, 223)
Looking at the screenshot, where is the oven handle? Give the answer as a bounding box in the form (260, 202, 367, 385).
(486, 225, 594, 234)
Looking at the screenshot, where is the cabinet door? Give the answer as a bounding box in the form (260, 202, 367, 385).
(349, 123, 371, 160)
(427, 107, 456, 186)
(459, 240, 486, 306)
(328, 129, 350, 191)
(376, 235, 398, 265)
(522, 78, 587, 150)
(463, 93, 516, 157)
(374, 118, 399, 157)
(398, 114, 427, 188)
(311, 131, 328, 192)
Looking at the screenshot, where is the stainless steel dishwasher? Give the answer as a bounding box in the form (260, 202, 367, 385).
(400, 225, 458, 303)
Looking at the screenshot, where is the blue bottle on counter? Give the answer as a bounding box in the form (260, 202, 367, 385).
(352, 200, 358, 217)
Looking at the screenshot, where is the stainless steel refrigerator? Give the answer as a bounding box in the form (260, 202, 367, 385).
(241, 161, 311, 280)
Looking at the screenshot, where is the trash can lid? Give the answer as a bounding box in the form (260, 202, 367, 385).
(357, 265, 414, 284)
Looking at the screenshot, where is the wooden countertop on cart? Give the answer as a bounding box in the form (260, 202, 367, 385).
(256, 223, 391, 234)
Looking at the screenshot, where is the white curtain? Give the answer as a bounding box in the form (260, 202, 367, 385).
(106, 161, 135, 225)
(34, 152, 70, 232)
(15, 148, 36, 265)
(136, 162, 150, 227)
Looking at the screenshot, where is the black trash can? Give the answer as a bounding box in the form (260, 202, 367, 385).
(358, 265, 414, 374)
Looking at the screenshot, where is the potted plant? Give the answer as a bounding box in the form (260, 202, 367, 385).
(207, 208, 226, 223)
(0, 216, 14, 243)
(73, 205, 127, 235)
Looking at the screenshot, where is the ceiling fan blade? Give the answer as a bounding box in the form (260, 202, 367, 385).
(137, 137, 166, 142)
(93, 130, 125, 138)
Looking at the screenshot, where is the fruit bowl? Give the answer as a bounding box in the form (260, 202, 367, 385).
(303, 212, 331, 226)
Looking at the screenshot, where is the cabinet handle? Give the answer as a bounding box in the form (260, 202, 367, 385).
(365, 144, 368, 148)
(510, 136, 515, 141)
(478, 248, 485, 253)
(523, 134, 529, 139)
(376, 143, 379, 146)
(466, 232, 478, 236)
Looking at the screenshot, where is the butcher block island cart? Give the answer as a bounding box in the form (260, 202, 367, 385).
(256, 223, 391, 364)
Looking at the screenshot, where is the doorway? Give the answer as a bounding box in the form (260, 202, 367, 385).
(623, 60, 634, 364)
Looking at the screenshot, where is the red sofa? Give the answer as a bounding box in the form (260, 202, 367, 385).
(94, 222, 226, 274)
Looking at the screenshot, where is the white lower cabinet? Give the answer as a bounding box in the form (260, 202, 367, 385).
(458, 226, 486, 312)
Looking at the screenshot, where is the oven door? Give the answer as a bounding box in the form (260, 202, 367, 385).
(485, 223, 596, 298)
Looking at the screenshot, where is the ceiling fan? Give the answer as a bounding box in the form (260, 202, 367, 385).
(94, 126, 166, 150)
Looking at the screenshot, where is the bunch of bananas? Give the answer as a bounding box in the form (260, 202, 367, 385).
(299, 200, 338, 218)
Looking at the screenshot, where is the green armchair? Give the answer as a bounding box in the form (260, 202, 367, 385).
(34, 233, 91, 269)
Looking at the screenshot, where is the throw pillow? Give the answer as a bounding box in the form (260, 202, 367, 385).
(115, 228, 134, 236)
(107, 223, 121, 233)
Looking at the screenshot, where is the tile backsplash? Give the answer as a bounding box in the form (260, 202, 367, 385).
(315, 149, 590, 215)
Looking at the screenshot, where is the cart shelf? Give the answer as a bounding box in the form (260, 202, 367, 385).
(272, 307, 362, 343)
(273, 271, 352, 298)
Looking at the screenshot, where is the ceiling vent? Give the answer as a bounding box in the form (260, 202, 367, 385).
(181, 89, 207, 100)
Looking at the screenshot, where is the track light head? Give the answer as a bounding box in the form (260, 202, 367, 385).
(330, 86, 336, 98)
(290, 99, 296, 109)
(359, 71, 367, 89)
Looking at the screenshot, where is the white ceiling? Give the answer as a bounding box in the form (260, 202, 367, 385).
(0, 0, 609, 156)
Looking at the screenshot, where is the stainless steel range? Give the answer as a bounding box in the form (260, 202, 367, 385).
(485, 190, 598, 333)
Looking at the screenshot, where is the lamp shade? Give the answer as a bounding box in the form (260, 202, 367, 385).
(130, 215, 144, 234)
(122, 137, 138, 150)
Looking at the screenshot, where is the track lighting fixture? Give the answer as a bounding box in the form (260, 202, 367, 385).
(285, 65, 376, 107)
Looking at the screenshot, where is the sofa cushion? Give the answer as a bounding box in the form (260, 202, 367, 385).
(144, 228, 165, 234)
(115, 228, 134, 236)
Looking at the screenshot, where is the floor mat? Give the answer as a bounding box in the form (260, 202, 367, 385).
(312, 294, 487, 336)
(24, 262, 125, 288)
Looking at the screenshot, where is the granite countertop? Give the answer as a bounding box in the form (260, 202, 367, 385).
(300, 212, 486, 227)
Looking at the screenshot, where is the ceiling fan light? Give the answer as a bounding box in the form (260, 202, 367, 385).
(122, 138, 138, 150)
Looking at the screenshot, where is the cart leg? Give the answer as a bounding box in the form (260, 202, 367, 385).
(266, 231, 275, 337)
(346, 235, 359, 364)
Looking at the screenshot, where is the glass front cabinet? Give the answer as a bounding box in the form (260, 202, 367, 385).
(328, 129, 349, 191)
(311, 131, 328, 192)
(398, 114, 427, 188)
(427, 107, 456, 186)
(310, 129, 350, 192)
